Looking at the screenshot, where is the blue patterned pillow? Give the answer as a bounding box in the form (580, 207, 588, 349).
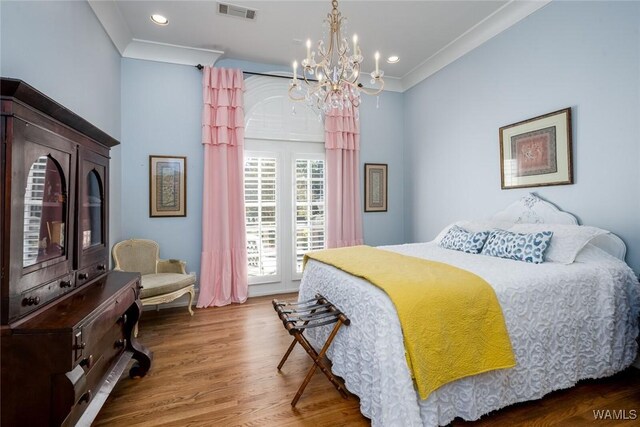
(480, 229, 553, 264)
(439, 225, 490, 254)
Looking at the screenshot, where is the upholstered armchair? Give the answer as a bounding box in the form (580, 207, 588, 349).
(112, 239, 196, 317)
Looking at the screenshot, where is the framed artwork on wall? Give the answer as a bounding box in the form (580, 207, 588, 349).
(364, 163, 388, 212)
(149, 155, 187, 217)
(499, 108, 573, 190)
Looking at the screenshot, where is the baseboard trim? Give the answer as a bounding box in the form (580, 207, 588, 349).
(248, 288, 300, 298)
(141, 287, 299, 312)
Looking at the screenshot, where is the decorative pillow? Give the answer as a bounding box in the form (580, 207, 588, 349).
(434, 220, 514, 244)
(480, 229, 553, 264)
(434, 222, 464, 244)
(508, 224, 608, 264)
(439, 225, 490, 254)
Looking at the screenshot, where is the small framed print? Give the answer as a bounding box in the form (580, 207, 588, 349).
(364, 163, 388, 212)
(499, 108, 573, 190)
(149, 155, 187, 217)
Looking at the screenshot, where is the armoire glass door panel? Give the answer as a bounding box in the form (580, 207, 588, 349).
(82, 170, 103, 249)
(23, 155, 67, 267)
(76, 147, 109, 272)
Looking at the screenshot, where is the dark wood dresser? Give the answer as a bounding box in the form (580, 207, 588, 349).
(1, 78, 152, 426)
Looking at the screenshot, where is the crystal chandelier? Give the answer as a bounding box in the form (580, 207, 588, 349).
(289, 0, 384, 115)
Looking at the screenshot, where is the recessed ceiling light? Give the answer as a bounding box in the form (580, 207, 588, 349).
(150, 14, 169, 26)
(387, 55, 400, 64)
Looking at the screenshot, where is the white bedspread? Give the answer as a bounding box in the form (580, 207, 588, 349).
(299, 242, 640, 426)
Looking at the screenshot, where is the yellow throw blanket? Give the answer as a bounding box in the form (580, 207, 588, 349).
(304, 245, 516, 399)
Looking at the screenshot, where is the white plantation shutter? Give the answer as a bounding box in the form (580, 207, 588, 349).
(244, 156, 278, 279)
(294, 158, 325, 273)
(243, 142, 324, 291)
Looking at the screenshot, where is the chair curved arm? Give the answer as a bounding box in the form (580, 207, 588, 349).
(157, 258, 187, 274)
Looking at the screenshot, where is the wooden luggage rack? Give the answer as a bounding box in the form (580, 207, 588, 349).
(272, 294, 350, 407)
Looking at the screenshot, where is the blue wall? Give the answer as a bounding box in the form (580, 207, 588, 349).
(404, 1, 640, 271)
(120, 57, 405, 279)
(0, 0, 123, 251)
(120, 59, 203, 274)
(360, 91, 405, 246)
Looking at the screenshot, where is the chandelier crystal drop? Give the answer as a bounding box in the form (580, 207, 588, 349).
(289, 0, 384, 115)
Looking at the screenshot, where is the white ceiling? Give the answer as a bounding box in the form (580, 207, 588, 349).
(90, 0, 550, 91)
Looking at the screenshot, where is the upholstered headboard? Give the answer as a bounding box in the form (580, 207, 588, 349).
(491, 194, 627, 260)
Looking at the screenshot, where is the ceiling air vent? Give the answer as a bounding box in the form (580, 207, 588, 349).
(218, 2, 257, 21)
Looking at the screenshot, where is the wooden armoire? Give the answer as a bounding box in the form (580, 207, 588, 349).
(1, 78, 152, 426)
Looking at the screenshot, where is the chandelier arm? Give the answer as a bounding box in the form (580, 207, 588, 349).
(356, 81, 385, 96)
(323, 88, 332, 105)
(302, 71, 314, 86)
(309, 79, 328, 96)
(320, 62, 332, 83)
(339, 58, 349, 83)
(288, 85, 306, 102)
(289, 79, 328, 103)
(303, 68, 329, 95)
(310, 83, 326, 96)
(339, 75, 385, 97)
(349, 63, 360, 84)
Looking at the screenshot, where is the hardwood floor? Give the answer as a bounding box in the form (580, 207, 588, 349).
(95, 293, 640, 426)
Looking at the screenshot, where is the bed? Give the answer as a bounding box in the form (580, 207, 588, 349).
(298, 194, 639, 426)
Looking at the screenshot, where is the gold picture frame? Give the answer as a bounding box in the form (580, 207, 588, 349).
(499, 108, 573, 190)
(149, 155, 187, 217)
(364, 163, 388, 212)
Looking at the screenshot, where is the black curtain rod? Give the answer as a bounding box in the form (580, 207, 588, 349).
(195, 64, 317, 82)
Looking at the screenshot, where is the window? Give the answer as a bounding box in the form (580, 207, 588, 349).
(294, 158, 325, 273)
(244, 155, 279, 281)
(244, 142, 325, 290)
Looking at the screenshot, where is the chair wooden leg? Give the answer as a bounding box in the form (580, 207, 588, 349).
(187, 286, 195, 316)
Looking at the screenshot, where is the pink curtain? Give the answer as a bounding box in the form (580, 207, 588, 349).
(198, 67, 248, 307)
(325, 104, 364, 248)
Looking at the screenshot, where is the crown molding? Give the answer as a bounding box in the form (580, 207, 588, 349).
(89, 0, 550, 90)
(123, 39, 224, 67)
(89, 0, 223, 67)
(401, 0, 552, 91)
(88, 0, 131, 55)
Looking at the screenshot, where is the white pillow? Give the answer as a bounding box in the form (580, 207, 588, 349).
(433, 220, 514, 243)
(508, 223, 608, 264)
(464, 220, 515, 233)
(574, 243, 613, 263)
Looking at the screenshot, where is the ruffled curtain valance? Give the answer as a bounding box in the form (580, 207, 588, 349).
(324, 107, 360, 150)
(202, 67, 245, 146)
